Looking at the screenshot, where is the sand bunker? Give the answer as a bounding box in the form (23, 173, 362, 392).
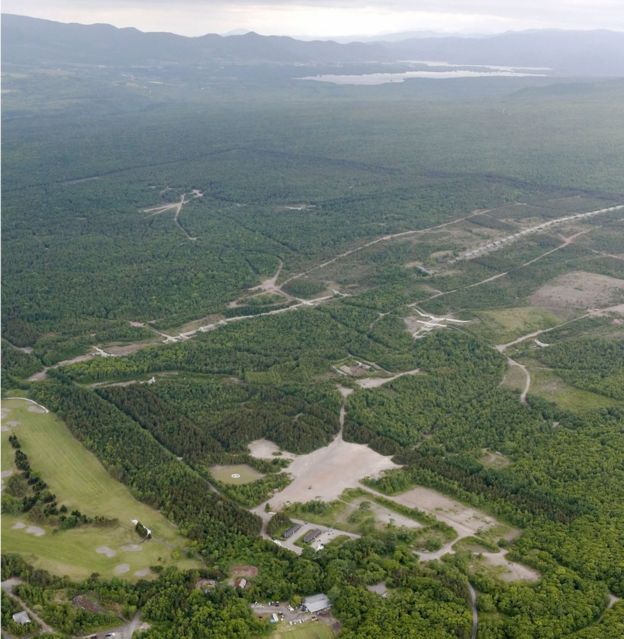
(114, 563, 130, 575)
(530, 271, 624, 311)
(27, 404, 47, 414)
(2, 420, 21, 432)
(121, 544, 143, 552)
(134, 568, 151, 577)
(260, 436, 399, 510)
(12, 521, 26, 530)
(1, 470, 14, 493)
(26, 526, 45, 536)
(96, 546, 117, 558)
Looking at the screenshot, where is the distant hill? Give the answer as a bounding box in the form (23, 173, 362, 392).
(3, 14, 624, 76)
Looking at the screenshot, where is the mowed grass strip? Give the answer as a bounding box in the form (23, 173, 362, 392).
(1, 398, 199, 580)
(269, 622, 335, 639)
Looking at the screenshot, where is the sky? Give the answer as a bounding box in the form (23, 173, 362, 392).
(4, 1, 624, 38)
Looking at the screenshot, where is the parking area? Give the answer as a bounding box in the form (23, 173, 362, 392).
(252, 601, 313, 624)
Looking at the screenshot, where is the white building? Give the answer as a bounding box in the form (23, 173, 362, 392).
(303, 593, 331, 614)
(12, 611, 31, 625)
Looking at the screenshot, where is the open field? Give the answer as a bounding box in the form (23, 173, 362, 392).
(248, 439, 297, 461)
(1, 398, 198, 580)
(475, 306, 561, 343)
(254, 435, 399, 511)
(285, 493, 422, 536)
(387, 486, 500, 539)
(501, 361, 528, 393)
(268, 621, 336, 639)
(471, 551, 540, 582)
(210, 464, 265, 485)
(521, 359, 623, 411)
(529, 271, 624, 312)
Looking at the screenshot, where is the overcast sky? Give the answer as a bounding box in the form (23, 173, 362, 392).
(4, 1, 624, 38)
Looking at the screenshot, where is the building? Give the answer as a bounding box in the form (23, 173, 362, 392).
(234, 577, 247, 589)
(303, 528, 321, 543)
(283, 524, 301, 539)
(303, 594, 331, 614)
(12, 611, 31, 625)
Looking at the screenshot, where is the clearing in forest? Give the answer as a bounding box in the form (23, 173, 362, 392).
(254, 436, 399, 511)
(476, 306, 560, 344)
(529, 271, 624, 312)
(210, 464, 265, 485)
(269, 621, 336, 639)
(381, 485, 538, 581)
(1, 398, 198, 580)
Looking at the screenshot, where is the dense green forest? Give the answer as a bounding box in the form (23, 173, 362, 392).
(3, 26, 624, 638)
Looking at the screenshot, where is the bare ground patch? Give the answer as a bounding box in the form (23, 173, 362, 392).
(479, 450, 511, 470)
(530, 271, 624, 312)
(248, 439, 296, 461)
(231, 565, 258, 578)
(477, 551, 540, 581)
(387, 486, 500, 539)
(255, 436, 399, 511)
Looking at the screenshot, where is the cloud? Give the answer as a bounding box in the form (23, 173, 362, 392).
(4, 0, 624, 37)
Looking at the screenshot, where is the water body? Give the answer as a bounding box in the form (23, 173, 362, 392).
(299, 69, 547, 85)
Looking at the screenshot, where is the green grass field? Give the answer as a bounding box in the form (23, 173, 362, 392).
(1, 397, 199, 580)
(269, 621, 336, 639)
(501, 362, 527, 393)
(209, 464, 264, 485)
(474, 306, 561, 344)
(521, 360, 624, 412)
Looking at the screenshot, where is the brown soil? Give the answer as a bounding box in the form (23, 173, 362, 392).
(530, 271, 624, 311)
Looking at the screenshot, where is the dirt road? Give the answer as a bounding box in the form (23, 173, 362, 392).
(456, 203, 623, 262)
(468, 582, 478, 639)
(504, 358, 531, 404)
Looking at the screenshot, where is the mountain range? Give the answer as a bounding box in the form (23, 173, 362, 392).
(3, 13, 624, 76)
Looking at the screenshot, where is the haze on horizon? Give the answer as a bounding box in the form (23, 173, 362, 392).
(4, 0, 624, 39)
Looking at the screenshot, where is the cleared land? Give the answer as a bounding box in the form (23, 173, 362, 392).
(268, 622, 335, 639)
(529, 271, 624, 312)
(476, 306, 560, 344)
(471, 551, 539, 582)
(210, 464, 265, 485)
(255, 435, 399, 511)
(248, 439, 296, 461)
(521, 359, 623, 411)
(1, 398, 198, 580)
(376, 485, 537, 581)
(387, 486, 500, 539)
